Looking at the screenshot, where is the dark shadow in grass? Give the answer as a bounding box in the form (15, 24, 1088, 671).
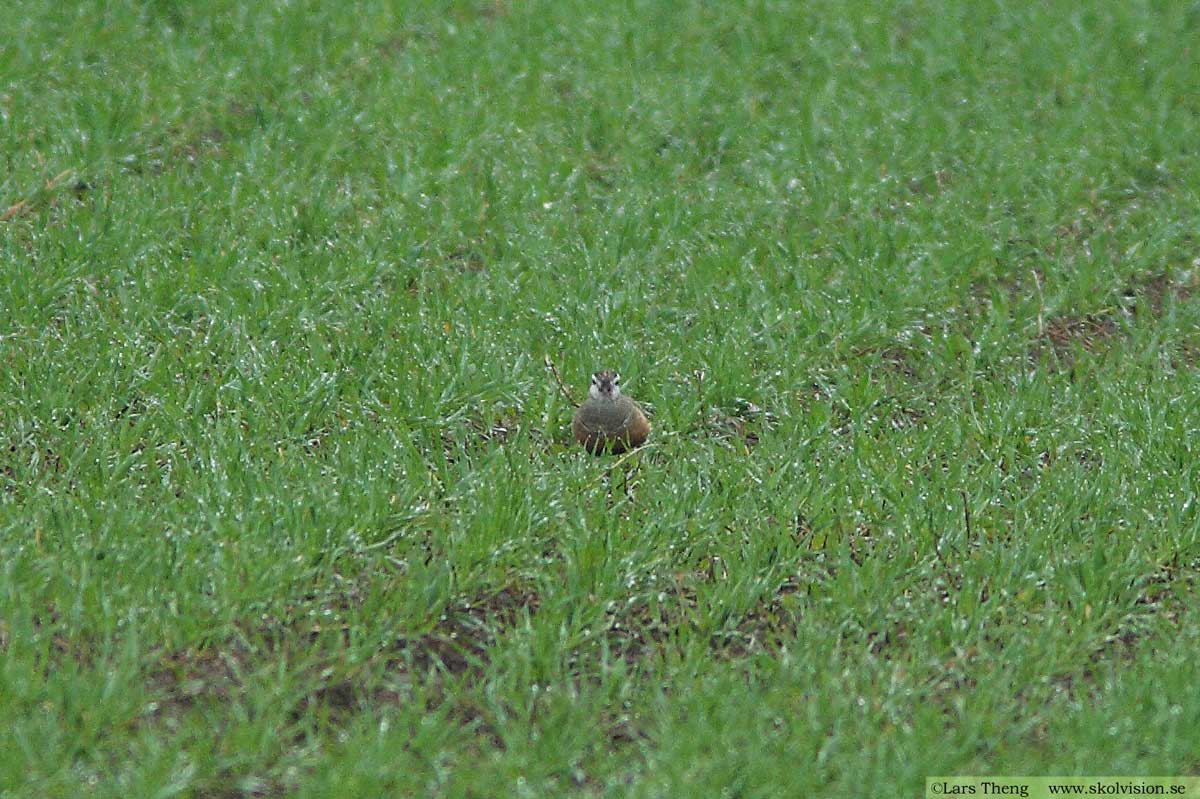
(599, 535, 842, 664)
(145, 648, 243, 722)
(599, 565, 824, 663)
(193, 779, 283, 799)
(1033, 313, 1121, 367)
(187, 764, 288, 799)
(1020, 561, 1198, 737)
(1091, 560, 1197, 664)
(1120, 270, 1198, 318)
(445, 246, 487, 274)
(906, 168, 951, 197)
(596, 496, 1197, 699)
(462, 410, 522, 450)
(131, 586, 540, 793)
(2, 169, 87, 224)
(1030, 270, 1198, 369)
(681, 371, 778, 450)
(145, 584, 541, 730)
(695, 400, 776, 451)
(877, 345, 921, 380)
(603, 583, 700, 665)
(456, 0, 509, 23)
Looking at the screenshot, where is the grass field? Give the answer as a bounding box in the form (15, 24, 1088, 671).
(3, 1, 1200, 796)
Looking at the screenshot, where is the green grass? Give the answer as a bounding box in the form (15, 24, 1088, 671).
(3, 0, 1200, 795)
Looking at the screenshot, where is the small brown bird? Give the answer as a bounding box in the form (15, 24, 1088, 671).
(572, 369, 651, 455)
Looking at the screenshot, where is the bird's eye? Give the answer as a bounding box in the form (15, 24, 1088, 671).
(613, 375, 621, 384)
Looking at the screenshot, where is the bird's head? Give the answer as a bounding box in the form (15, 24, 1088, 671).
(589, 369, 622, 401)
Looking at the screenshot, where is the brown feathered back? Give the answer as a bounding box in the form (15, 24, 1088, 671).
(572, 395, 650, 454)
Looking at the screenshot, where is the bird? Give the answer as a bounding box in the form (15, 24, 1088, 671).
(572, 369, 651, 454)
